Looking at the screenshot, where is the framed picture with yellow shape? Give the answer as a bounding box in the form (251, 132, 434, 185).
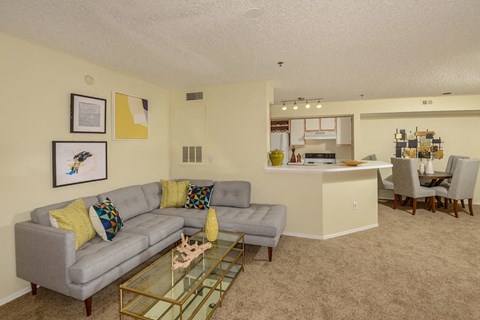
(112, 92, 149, 139)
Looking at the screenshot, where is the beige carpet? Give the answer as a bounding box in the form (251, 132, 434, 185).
(1, 201, 480, 320)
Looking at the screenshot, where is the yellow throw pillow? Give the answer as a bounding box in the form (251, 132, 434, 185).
(160, 180, 190, 208)
(49, 198, 97, 250)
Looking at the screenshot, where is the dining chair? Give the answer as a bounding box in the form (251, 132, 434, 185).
(391, 157, 436, 215)
(432, 159, 480, 218)
(445, 155, 469, 185)
(363, 154, 394, 191)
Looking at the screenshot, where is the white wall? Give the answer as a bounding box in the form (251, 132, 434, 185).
(0, 33, 170, 301)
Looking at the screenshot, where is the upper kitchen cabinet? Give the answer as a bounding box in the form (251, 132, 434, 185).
(305, 118, 320, 131)
(290, 119, 305, 146)
(270, 120, 289, 132)
(336, 117, 352, 145)
(320, 117, 336, 131)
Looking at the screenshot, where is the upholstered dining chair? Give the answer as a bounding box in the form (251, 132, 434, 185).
(445, 155, 469, 185)
(391, 157, 436, 215)
(432, 158, 480, 218)
(363, 154, 394, 191)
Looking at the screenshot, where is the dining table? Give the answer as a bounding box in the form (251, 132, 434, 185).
(418, 171, 453, 187)
(401, 171, 453, 207)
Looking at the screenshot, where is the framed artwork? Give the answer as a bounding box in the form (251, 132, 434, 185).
(70, 94, 106, 133)
(52, 141, 107, 188)
(112, 91, 148, 140)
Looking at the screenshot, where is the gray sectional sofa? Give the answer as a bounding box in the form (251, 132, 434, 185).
(15, 179, 286, 316)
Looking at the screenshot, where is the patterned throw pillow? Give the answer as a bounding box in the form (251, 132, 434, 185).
(160, 180, 190, 208)
(49, 198, 96, 250)
(184, 184, 214, 210)
(89, 198, 124, 241)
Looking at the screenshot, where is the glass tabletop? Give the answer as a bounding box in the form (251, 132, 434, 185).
(120, 230, 244, 305)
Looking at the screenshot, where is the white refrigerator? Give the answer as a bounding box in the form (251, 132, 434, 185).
(270, 132, 290, 165)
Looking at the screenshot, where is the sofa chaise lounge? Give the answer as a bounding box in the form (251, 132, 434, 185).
(15, 179, 287, 316)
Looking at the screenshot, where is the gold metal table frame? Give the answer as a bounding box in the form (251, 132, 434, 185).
(119, 230, 245, 320)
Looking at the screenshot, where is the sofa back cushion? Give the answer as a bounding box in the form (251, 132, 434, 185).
(210, 181, 251, 208)
(98, 185, 149, 221)
(141, 182, 162, 211)
(31, 196, 99, 226)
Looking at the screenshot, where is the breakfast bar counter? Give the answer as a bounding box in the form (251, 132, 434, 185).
(264, 160, 392, 239)
(264, 160, 392, 173)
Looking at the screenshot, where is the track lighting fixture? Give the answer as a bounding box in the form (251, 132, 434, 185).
(280, 97, 324, 111)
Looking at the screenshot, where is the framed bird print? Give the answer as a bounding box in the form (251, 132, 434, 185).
(52, 141, 107, 187)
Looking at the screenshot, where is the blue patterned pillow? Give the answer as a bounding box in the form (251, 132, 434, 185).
(89, 198, 124, 241)
(184, 184, 214, 210)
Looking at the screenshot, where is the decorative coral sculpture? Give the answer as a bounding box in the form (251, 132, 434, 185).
(172, 233, 212, 270)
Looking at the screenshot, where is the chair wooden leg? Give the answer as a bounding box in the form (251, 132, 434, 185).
(436, 196, 444, 208)
(444, 197, 448, 209)
(468, 199, 474, 216)
(268, 247, 273, 262)
(453, 200, 459, 218)
(412, 198, 417, 215)
(31, 283, 37, 295)
(393, 194, 398, 209)
(461, 199, 465, 208)
(85, 297, 92, 317)
(431, 196, 436, 213)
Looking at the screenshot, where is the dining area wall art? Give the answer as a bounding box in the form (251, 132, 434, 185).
(394, 127, 444, 160)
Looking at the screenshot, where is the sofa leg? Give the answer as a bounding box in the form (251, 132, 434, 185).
(268, 247, 272, 262)
(85, 297, 92, 317)
(31, 283, 37, 295)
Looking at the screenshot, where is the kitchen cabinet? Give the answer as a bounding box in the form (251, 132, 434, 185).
(336, 117, 352, 145)
(320, 117, 336, 131)
(305, 118, 320, 131)
(290, 119, 305, 146)
(270, 120, 289, 132)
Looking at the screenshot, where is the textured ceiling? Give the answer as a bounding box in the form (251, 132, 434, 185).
(1, 0, 480, 103)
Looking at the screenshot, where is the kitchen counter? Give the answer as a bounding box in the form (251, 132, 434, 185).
(264, 160, 392, 240)
(264, 160, 392, 173)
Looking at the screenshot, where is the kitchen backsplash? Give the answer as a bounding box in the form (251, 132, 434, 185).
(291, 140, 352, 161)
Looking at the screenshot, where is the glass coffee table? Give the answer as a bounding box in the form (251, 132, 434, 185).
(120, 230, 245, 320)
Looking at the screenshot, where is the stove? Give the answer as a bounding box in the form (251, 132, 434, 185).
(303, 153, 336, 165)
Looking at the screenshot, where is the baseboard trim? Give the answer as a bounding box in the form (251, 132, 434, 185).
(283, 224, 379, 240)
(0, 286, 32, 307)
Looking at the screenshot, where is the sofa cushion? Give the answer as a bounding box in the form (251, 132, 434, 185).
(122, 213, 184, 246)
(49, 198, 96, 250)
(89, 198, 124, 241)
(152, 207, 207, 229)
(31, 196, 99, 226)
(184, 184, 214, 210)
(210, 181, 251, 208)
(213, 204, 287, 237)
(141, 182, 162, 211)
(98, 185, 149, 221)
(69, 232, 148, 284)
(160, 180, 189, 208)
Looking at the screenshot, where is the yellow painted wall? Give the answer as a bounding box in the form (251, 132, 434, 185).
(0, 33, 170, 300)
(272, 95, 480, 202)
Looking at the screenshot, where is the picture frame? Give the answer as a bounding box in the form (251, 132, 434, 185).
(112, 91, 149, 140)
(70, 94, 107, 133)
(52, 141, 107, 188)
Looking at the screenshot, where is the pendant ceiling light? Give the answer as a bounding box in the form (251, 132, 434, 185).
(316, 99, 323, 109)
(293, 102, 298, 110)
(305, 101, 311, 109)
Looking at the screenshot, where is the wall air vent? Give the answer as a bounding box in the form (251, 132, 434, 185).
(182, 146, 203, 163)
(186, 92, 203, 101)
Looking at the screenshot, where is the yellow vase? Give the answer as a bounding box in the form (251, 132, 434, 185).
(205, 208, 219, 242)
